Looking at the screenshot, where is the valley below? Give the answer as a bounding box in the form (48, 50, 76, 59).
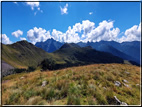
(2, 63, 140, 105)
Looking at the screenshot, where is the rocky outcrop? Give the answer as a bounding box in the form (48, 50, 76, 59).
(42, 81, 47, 87)
(114, 96, 128, 105)
(114, 81, 121, 87)
(2, 60, 14, 77)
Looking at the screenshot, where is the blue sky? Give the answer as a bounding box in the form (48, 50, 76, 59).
(2, 1, 141, 44)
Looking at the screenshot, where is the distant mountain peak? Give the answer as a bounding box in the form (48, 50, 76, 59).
(85, 46, 92, 49)
(12, 40, 32, 46)
(35, 38, 63, 53)
(60, 43, 80, 49)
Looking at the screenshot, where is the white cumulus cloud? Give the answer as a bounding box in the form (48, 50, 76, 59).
(12, 30, 23, 38)
(26, 20, 141, 44)
(25, 2, 39, 10)
(1, 34, 12, 44)
(20, 37, 26, 41)
(64, 26, 80, 43)
(52, 29, 64, 42)
(60, 3, 68, 15)
(25, 1, 43, 15)
(89, 12, 93, 15)
(82, 20, 95, 35)
(13, 2, 17, 4)
(119, 23, 141, 42)
(27, 27, 51, 44)
(82, 20, 120, 42)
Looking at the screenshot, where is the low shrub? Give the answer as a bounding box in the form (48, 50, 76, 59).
(26, 66, 36, 72)
(14, 68, 26, 73)
(94, 92, 108, 105)
(7, 92, 20, 104)
(23, 90, 37, 100)
(25, 96, 43, 105)
(67, 83, 81, 105)
(105, 92, 116, 105)
(67, 95, 81, 105)
(87, 96, 96, 105)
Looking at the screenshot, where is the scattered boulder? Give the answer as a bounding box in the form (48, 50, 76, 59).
(123, 83, 129, 87)
(42, 81, 47, 87)
(114, 81, 121, 87)
(20, 76, 25, 79)
(103, 87, 107, 90)
(121, 102, 128, 105)
(114, 96, 128, 105)
(123, 79, 128, 83)
(125, 71, 130, 74)
(114, 96, 121, 104)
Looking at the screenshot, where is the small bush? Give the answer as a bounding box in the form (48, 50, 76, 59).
(55, 79, 66, 90)
(7, 93, 20, 104)
(25, 96, 43, 105)
(60, 84, 69, 98)
(94, 92, 108, 105)
(87, 97, 96, 105)
(14, 68, 26, 73)
(67, 95, 81, 105)
(67, 83, 81, 105)
(41, 59, 56, 70)
(93, 72, 100, 80)
(42, 88, 57, 101)
(23, 90, 36, 100)
(27, 66, 36, 72)
(87, 84, 96, 96)
(106, 92, 116, 105)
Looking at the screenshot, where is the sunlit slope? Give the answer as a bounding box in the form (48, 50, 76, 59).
(2, 64, 140, 105)
(2, 41, 53, 68)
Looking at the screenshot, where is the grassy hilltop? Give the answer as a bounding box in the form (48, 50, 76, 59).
(2, 63, 140, 105)
(2, 40, 52, 68)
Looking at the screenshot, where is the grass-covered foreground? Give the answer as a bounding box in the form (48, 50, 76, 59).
(2, 64, 140, 105)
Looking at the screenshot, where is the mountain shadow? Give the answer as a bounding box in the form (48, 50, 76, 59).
(40, 43, 125, 70)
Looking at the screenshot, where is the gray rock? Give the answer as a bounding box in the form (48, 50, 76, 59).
(114, 96, 128, 105)
(114, 96, 121, 104)
(123, 79, 128, 83)
(114, 81, 121, 87)
(125, 71, 130, 74)
(42, 81, 47, 87)
(121, 102, 128, 105)
(123, 83, 129, 87)
(20, 77, 25, 79)
(103, 87, 107, 90)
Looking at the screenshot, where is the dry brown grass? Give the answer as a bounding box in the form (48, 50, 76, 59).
(2, 63, 141, 105)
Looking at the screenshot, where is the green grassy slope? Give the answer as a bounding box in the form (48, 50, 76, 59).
(2, 40, 53, 68)
(40, 43, 124, 70)
(2, 63, 140, 105)
(54, 44, 124, 64)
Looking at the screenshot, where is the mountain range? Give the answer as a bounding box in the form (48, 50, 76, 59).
(46, 43, 124, 70)
(2, 40, 131, 71)
(1, 39, 140, 76)
(35, 39, 140, 64)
